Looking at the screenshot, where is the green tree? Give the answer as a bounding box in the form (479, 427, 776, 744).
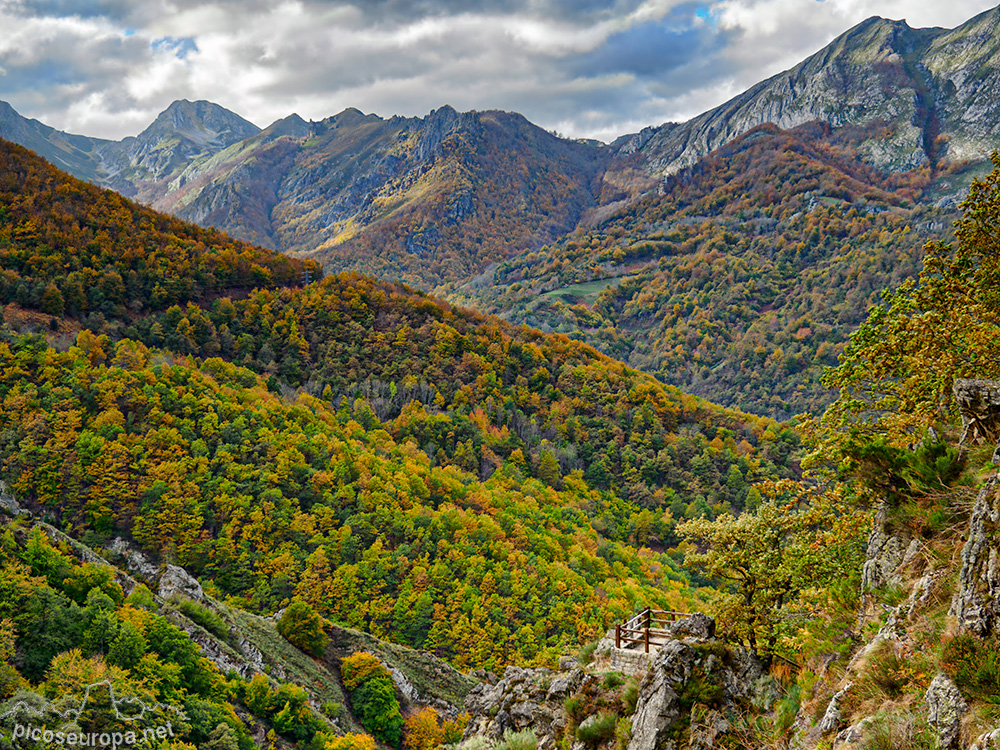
(678, 479, 867, 663)
(818, 152, 1000, 455)
(340, 653, 404, 746)
(277, 600, 328, 657)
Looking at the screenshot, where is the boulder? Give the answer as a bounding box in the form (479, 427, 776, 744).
(158, 564, 204, 601)
(668, 613, 716, 641)
(925, 674, 968, 748)
(954, 378, 1000, 446)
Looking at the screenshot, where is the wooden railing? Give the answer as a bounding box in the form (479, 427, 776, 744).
(615, 607, 689, 653)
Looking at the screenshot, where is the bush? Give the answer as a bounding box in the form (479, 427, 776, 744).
(176, 598, 230, 641)
(602, 672, 624, 689)
(576, 713, 618, 746)
(323, 733, 377, 750)
(858, 641, 929, 701)
(564, 696, 585, 723)
(578, 641, 598, 666)
(941, 634, 1000, 702)
(621, 678, 639, 715)
(495, 729, 537, 750)
(277, 600, 328, 657)
(858, 711, 938, 750)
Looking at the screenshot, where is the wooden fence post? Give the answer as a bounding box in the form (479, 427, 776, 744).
(615, 624, 620, 649)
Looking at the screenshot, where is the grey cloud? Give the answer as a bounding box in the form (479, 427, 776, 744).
(1, 0, 998, 143)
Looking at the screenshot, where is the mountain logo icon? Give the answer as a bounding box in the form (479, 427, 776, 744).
(0, 681, 186, 747)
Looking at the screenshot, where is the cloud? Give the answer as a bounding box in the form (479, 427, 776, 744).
(0, 0, 996, 142)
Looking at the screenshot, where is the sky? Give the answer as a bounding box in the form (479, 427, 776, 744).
(0, 0, 996, 143)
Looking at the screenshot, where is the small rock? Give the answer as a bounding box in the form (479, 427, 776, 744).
(835, 716, 874, 746)
(926, 674, 968, 748)
(559, 656, 579, 670)
(971, 728, 1000, 750)
(817, 682, 852, 735)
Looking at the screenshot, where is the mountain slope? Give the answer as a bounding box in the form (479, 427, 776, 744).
(157, 105, 612, 288)
(0, 127, 808, 670)
(612, 6, 1000, 176)
(0, 138, 320, 318)
(452, 121, 964, 418)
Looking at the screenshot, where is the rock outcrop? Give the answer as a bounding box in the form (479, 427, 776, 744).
(158, 563, 205, 601)
(464, 665, 572, 750)
(951, 476, 1000, 636)
(627, 640, 767, 750)
(954, 379, 1000, 448)
(926, 675, 968, 748)
(463, 614, 774, 750)
(861, 505, 917, 596)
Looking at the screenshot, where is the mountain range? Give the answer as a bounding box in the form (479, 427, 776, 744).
(3, 8, 999, 287)
(1, 5, 999, 420)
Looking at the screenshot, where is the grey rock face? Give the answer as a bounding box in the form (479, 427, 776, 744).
(954, 378, 1000, 448)
(668, 613, 716, 641)
(464, 665, 564, 746)
(625, 9, 1000, 176)
(158, 563, 204, 601)
(546, 668, 585, 701)
(951, 476, 1000, 635)
(925, 674, 968, 748)
(626, 638, 766, 750)
(972, 728, 1000, 750)
(861, 506, 911, 594)
(817, 682, 852, 735)
(108, 537, 161, 582)
(0, 481, 29, 517)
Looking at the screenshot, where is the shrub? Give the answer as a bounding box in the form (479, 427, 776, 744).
(323, 733, 378, 750)
(404, 706, 444, 750)
(941, 634, 1000, 702)
(602, 672, 624, 690)
(576, 713, 618, 747)
(176, 598, 230, 641)
(621, 678, 639, 715)
(564, 696, 585, 723)
(277, 600, 328, 657)
(496, 729, 537, 750)
(858, 711, 938, 750)
(859, 641, 929, 701)
(578, 641, 598, 666)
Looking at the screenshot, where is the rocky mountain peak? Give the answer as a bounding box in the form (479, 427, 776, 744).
(139, 98, 261, 147)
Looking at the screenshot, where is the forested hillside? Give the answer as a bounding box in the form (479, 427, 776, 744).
(452, 122, 971, 418)
(0, 135, 800, 672)
(0, 139, 321, 318)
